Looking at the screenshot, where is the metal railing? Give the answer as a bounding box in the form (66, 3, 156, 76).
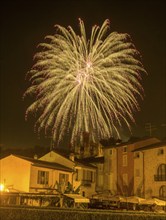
(154, 175, 166, 181)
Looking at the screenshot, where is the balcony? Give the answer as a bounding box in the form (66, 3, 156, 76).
(154, 175, 166, 181)
(81, 180, 92, 187)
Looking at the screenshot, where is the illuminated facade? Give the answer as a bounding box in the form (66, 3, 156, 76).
(0, 154, 73, 193)
(0, 152, 96, 198)
(101, 147, 117, 193)
(133, 141, 166, 200)
(101, 137, 161, 196)
(1, 138, 164, 200)
(39, 150, 96, 197)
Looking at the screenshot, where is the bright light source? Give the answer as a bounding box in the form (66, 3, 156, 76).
(0, 184, 4, 192)
(86, 61, 92, 68)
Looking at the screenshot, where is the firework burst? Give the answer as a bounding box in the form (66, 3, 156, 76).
(24, 19, 146, 146)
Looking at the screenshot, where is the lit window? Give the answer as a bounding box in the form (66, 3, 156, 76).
(37, 171, 49, 185)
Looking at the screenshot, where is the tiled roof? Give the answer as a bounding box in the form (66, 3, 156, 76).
(12, 154, 73, 172)
(102, 137, 161, 149)
(132, 141, 166, 152)
(75, 158, 97, 169)
(51, 149, 97, 169)
(76, 156, 104, 164)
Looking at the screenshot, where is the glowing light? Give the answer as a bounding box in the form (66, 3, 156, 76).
(86, 61, 92, 68)
(0, 184, 4, 192)
(24, 19, 146, 146)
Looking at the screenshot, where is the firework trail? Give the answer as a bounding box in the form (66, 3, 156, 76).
(24, 19, 146, 146)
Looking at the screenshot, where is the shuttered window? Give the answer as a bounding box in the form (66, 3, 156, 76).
(37, 171, 49, 185)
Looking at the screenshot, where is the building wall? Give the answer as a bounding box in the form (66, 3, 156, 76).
(133, 151, 144, 197)
(0, 155, 31, 192)
(39, 151, 74, 168)
(40, 151, 96, 197)
(116, 138, 161, 197)
(95, 163, 104, 192)
(134, 145, 166, 199)
(117, 145, 134, 196)
(29, 165, 72, 193)
(144, 146, 166, 199)
(103, 148, 117, 194)
(73, 166, 96, 197)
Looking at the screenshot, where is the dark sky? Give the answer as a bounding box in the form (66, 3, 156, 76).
(1, 0, 165, 150)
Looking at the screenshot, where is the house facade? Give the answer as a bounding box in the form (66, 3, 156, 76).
(1, 137, 165, 201)
(0, 152, 96, 198)
(0, 154, 73, 193)
(39, 150, 97, 197)
(133, 141, 166, 200)
(101, 137, 161, 196)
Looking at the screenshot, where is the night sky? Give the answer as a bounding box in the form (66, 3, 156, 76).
(1, 0, 165, 150)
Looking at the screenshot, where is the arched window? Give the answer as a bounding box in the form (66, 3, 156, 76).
(159, 185, 166, 199)
(157, 164, 166, 181)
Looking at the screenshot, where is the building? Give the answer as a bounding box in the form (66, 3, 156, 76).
(101, 137, 161, 196)
(102, 147, 117, 194)
(1, 137, 164, 201)
(74, 156, 104, 192)
(74, 132, 104, 159)
(133, 141, 166, 200)
(39, 150, 97, 197)
(0, 154, 73, 193)
(0, 151, 96, 198)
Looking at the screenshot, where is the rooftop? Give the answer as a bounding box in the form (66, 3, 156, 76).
(133, 141, 166, 152)
(11, 154, 73, 172)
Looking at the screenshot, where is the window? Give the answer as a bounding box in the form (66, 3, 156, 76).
(76, 169, 95, 182)
(154, 164, 166, 181)
(123, 155, 128, 166)
(159, 185, 166, 199)
(110, 149, 113, 155)
(83, 170, 94, 182)
(104, 158, 112, 173)
(123, 146, 127, 153)
(122, 173, 128, 186)
(98, 164, 103, 172)
(75, 169, 82, 181)
(134, 152, 140, 158)
(135, 169, 140, 177)
(158, 148, 164, 155)
(59, 173, 69, 185)
(37, 171, 49, 185)
(108, 159, 112, 173)
(158, 164, 166, 177)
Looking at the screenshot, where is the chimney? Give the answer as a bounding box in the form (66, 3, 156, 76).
(34, 154, 38, 159)
(69, 153, 75, 161)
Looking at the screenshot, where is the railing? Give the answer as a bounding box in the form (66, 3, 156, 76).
(81, 180, 92, 187)
(154, 175, 166, 181)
